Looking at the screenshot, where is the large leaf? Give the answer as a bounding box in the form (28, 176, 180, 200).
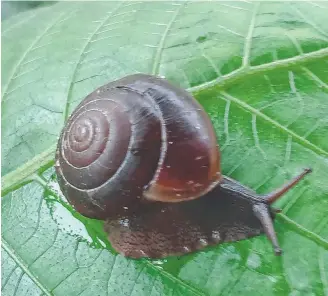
(2, 1, 328, 295)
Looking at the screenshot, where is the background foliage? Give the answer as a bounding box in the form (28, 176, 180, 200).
(2, 1, 328, 296)
(1, 1, 55, 21)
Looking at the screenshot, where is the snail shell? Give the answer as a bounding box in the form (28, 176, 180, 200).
(55, 74, 221, 220)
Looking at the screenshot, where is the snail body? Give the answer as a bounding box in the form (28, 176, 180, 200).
(55, 74, 311, 258)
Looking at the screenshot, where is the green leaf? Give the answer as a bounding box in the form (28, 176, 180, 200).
(1, 1, 328, 295)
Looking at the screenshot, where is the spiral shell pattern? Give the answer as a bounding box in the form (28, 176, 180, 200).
(55, 74, 221, 220)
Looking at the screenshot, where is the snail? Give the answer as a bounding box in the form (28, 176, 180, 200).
(55, 73, 312, 258)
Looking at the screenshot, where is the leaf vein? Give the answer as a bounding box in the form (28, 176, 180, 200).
(13, 269, 24, 296)
(143, 260, 205, 296)
(189, 48, 328, 93)
(51, 242, 79, 292)
(319, 248, 328, 295)
(1, 262, 18, 290)
(2, 11, 65, 98)
(221, 91, 328, 157)
(302, 66, 328, 89)
(223, 100, 231, 146)
(290, 3, 328, 39)
(277, 214, 328, 249)
(17, 199, 43, 250)
(2, 239, 53, 296)
(151, 2, 185, 75)
(242, 2, 260, 67)
(29, 229, 59, 270)
(63, 2, 125, 121)
(251, 114, 267, 159)
(106, 255, 117, 296)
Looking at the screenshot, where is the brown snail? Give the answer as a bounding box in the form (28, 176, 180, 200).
(55, 73, 312, 258)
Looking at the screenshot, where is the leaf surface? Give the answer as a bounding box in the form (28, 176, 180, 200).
(2, 2, 328, 296)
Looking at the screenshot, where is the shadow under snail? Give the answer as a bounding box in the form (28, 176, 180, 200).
(55, 73, 312, 258)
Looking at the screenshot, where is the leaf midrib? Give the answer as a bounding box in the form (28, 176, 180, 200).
(2, 48, 328, 195)
(189, 47, 328, 92)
